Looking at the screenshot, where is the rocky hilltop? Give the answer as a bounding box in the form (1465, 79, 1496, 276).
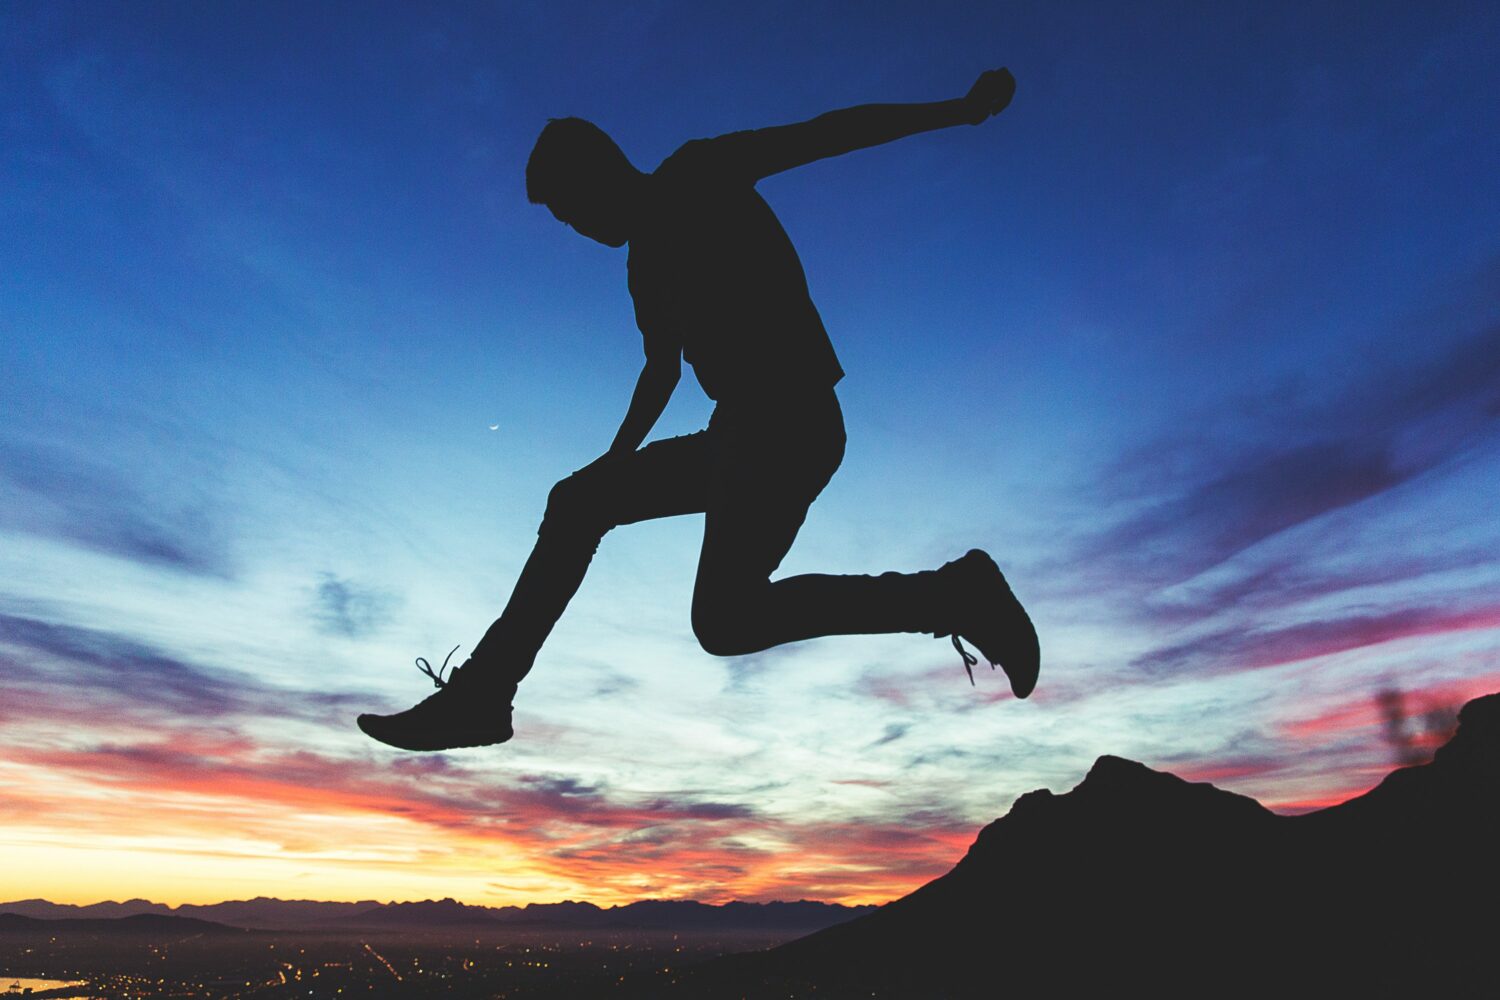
(691, 691, 1499, 997)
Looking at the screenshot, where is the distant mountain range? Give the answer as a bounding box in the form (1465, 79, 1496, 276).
(0, 895, 873, 934)
(686, 690, 1500, 997)
(0, 912, 245, 936)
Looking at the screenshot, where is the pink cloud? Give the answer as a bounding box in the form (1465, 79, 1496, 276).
(1137, 601, 1500, 676)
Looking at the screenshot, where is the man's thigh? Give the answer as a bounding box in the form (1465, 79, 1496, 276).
(695, 490, 813, 600)
(552, 430, 715, 531)
(693, 422, 843, 594)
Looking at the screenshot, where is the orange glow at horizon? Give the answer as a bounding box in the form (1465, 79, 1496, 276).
(4, 651, 1496, 907)
(0, 735, 970, 909)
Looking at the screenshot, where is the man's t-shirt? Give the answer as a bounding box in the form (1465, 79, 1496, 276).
(626, 133, 845, 405)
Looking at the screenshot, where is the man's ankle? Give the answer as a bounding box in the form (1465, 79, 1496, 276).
(451, 658, 522, 693)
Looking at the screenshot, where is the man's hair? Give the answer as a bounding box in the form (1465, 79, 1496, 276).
(525, 117, 631, 206)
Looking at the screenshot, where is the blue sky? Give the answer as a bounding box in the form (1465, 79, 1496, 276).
(2, 0, 1498, 905)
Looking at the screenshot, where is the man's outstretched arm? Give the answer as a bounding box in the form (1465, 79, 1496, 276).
(710, 68, 1016, 181)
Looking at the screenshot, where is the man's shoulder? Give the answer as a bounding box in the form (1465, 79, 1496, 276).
(655, 137, 708, 173)
(654, 132, 757, 185)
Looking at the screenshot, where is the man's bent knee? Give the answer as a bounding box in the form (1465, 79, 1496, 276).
(539, 473, 611, 541)
(691, 599, 761, 658)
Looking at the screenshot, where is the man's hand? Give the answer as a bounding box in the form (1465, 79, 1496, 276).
(574, 449, 628, 479)
(961, 68, 1016, 125)
(602, 356, 679, 461)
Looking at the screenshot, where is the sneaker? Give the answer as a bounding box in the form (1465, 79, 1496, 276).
(936, 549, 1040, 698)
(357, 646, 517, 751)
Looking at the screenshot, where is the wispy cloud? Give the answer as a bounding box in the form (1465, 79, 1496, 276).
(0, 437, 232, 577)
(1133, 599, 1500, 677)
(311, 573, 397, 638)
(1139, 549, 1499, 628)
(0, 718, 968, 903)
(867, 723, 909, 748)
(1079, 320, 1500, 589)
(1167, 754, 1287, 785)
(0, 611, 361, 724)
(1, 608, 971, 901)
(1278, 672, 1500, 745)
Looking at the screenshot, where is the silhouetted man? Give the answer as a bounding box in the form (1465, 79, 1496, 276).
(359, 68, 1038, 751)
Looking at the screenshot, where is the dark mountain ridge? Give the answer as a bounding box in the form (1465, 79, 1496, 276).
(692, 691, 1499, 997)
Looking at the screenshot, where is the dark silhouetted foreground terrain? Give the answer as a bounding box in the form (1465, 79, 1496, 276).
(5, 693, 1494, 998)
(683, 691, 1499, 997)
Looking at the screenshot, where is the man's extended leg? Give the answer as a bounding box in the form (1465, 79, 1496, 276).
(689, 486, 951, 657)
(358, 430, 714, 750)
(692, 538, 1039, 696)
(468, 432, 714, 685)
(688, 403, 1038, 695)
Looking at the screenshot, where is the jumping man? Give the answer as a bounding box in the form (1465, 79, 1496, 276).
(359, 68, 1039, 751)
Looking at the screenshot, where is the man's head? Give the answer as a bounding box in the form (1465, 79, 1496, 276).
(526, 117, 640, 247)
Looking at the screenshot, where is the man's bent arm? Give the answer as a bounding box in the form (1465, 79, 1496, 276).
(716, 68, 1015, 180)
(607, 355, 680, 457)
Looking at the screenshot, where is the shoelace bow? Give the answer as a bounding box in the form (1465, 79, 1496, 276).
(415, 644, 462, 689)
(949, 634, 988, 686)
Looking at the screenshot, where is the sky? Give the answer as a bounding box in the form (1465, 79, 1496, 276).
(2, 1, 1499, 908)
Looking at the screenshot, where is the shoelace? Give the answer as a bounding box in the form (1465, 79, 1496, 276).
(415, 644, 462, 689)
(949, 634, 985, 686)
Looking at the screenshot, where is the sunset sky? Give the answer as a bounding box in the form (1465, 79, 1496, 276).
(3, 2, 1499, 909)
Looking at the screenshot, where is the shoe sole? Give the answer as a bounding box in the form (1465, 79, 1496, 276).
(357, 713, 513, 752)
